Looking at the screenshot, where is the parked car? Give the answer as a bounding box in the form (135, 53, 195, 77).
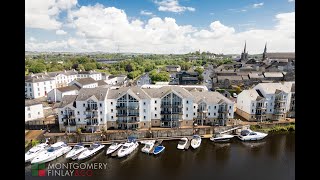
(233, 93, 238, 98)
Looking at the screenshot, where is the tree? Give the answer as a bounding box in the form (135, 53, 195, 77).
(77, 64, 85, 71)
(83, 63, 97, 71)
(194, 67, 204, 75)
(198, 75, 204, 83)
(29, 62, 46, 73)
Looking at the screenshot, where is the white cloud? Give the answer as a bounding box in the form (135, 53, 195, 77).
(25, 3, 294, 54)
(29, 37, 36, 42)
(253, 3, 264, 8)
(154, 0, 195, 13)
(56, 29, 68, 35)
(288, 0, 294, 2)
(140, 10, 153, 16)
(25, 0, 77, 30)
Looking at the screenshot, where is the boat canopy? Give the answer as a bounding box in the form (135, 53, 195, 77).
(241, 130, 250, 136)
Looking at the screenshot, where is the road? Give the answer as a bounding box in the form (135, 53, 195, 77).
(137, 73, 151, 87)
(202, 65, 214, 91)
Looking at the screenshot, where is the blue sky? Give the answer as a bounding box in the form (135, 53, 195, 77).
(25, 0, 295, 54)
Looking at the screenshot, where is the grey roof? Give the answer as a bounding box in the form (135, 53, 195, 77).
(25, 99, 42, 106)
(240, 89, 264, 101)
(249, 73, 264, 79)
(291, 84, 295, 92)
(47, 70, 78, 77)
(107, 87, 151, 100)
(181, 77, 199, 81)
(25, 74, 54, 83)
(263, 72, 284, 78)
(76, 87, 109, 101)
(266, 52, 295, 59)
(78, 70, 100, 75)
(254, 82, 294, 94)
(217, 76, 243, 81)
(142, 86, 194, 99)
(58, 95, 77, 108)
(74, 78, 97, 85)
(190, 91, 233, 104)
(57, 85, 79, 93)
(241, 75, 249, 80)
(97, 80, 108, 86)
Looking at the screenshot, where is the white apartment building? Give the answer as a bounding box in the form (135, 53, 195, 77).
(47, 85, 79, 102)
(237, 81, 295, 121)
(57, 86, 235, 132)
(25, 74, 56, 99)
(25, 100, 44, 121)
(78, 70, 102, 81)
(47, 70, 78, 88)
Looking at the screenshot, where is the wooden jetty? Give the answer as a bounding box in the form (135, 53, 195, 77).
(184, 137, 191, 150)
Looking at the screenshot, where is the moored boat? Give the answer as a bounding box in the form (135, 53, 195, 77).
(106, 142, 123, 155)
(77, 143, 105, 160)
(177, 137, 188, 150)
(65, 143, 87, 160)
(237, 129, 268, 141)
(118, 138, 139, 158)
(141, 142, 154, 154)
(31, 142, 71, 164)
(210, 133, 234, 142)
(153, 145, 165, 155)
(25, 142, 49, 163)
(190, 135, 202, 149)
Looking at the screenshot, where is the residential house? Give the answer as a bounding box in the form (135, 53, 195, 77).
(176, 71, 199, 85)
(47, 70, 78, 88)
(263, 72, 284, 81)
(69, 78, 98, 88)
(166, 65, 181, 72)
(47, 85, 79, 102)
(77, 70, 102, 80)
(25, 100, 44, 122)
(25, 74, 56, 99)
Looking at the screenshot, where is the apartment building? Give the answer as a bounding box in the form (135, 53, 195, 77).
(25, 100, 44, 121)
(236, 81, 295, 121)
(48, 70, 78, 88)
(25, 74, 56, 99)
(47, 85, 79, 102)
(57, 86, 235, 132)
(69, 78, 98, 88)
(78, 70, 102, 80)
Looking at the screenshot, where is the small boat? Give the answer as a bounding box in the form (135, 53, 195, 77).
(106, 142, 123, 155)
(237, 129, 268, 141)
(210, 133, 234, 142)
(118, 137, 139, 158)
(31, 142, 71, 164)
(25, 142, 49, 163)
(153, 145, 165, 155)
(190, 135, 202, 149)
(139, 140, 156, 145)
(141, 142, 155, 154)
(77, 143, 105, 160)
(177, 137, 188, 150)
(65, 143, 87, 160)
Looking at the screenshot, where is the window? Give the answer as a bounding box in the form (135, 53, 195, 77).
(155, 100, 157, 104)
(44, 87, 46, 91)
(186, 114, 188, 117)
(229, 113, 231, 116)
(144, 123, 146, 126)
(111, 116, 113, 119)
(186, 100, 189, 104)
(194, 106, 196, 109)
(271, 103, 272, 106)
(77, 111, 79, 115)
(78, 118, 80, 122)
(269, 109, 272, 112)
(252, 103, 254, 106)
(155, 107, 157, 110)
(111, 109, 113, 113)
(38, 112, 40, 115)
(193, 112, 195, 115)
(61, 111, 63, 115)
(209, 113, 211, 115)
(27, 107, 30, 111)
(44, 82, 46, 85)
(251, 116, 254, 118)
(37, 83, 39, 86)
(111, 102, 113, 105)
(83, 103, 85, 107)
(100, 118, 103, 122)
(144, 102, 146, 105)
(100, 111, 102, 115)
(252, 109, 254, 113)
(28, 113, 31, 118)
(38, 93, 40, 96)
(100, 103, 102, 107)
(214, 106, 216, 109)
(214, 113, 216, 116)
(29, 84, 31, 87)
(143, 109, 146, 113)
(144, 116, 146, 119)
(229, 106, 231, 109)
(50, 86, 52, 89)
(29, 88, 31, 91)
(208, 106, 210, 109)
(155, 121, 157, 123)
(186, 107, 188, 111)
(155, 114, 157, 117)
(38, 88, 40, 91)
(83, 112, 85, 115)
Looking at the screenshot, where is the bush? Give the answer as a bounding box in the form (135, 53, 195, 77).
(31, 139, 40, 147)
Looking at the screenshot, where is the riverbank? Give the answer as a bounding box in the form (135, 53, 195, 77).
(250, 123, 295, 133)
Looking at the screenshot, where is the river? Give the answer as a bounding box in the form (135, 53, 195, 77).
(25, 133, 295, 180)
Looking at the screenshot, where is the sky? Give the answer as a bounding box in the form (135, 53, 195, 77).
(25, 0, 295, 54)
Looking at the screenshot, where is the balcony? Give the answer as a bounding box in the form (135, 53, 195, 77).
(275, 98, 286, 103)
(86, 106, 98, 111)
(62, 114, 75, 120)
(274, 111, 284, 115)
(63, 121, 76, 126)
(161, 111, 172, 114)
(116, 119, 139, 124)
(85, 114, 98, 119)
(218, 109, 228, 113)
(116, 105, 139, 110)
(161, 118, 180, 121)
(256, 106, 267, 109)
(161, 104, 182, 108)
(128, 113, 139, 116)
(86, 121, 99, 125)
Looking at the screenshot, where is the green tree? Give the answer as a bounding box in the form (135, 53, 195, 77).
(198, 75, 204, 83)
(194, 67, 204, 75)
(77, 64, 85, 71)
(83, 63, 97, 71)
(29, 62, 46, 73)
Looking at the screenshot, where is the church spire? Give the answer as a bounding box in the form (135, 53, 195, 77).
(264, 42, 267, 54)
(243, 41, 247, 53)
(262, 42, 267, 60)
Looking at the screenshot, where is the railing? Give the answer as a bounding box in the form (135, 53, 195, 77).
(116, 119, 139, 123)
(62, 114, 75, 119)
(256, 106, 267, 109)
(116, 105, 139, 109)
(275, 98, 286, 102)
(161, 104, 182, 108)
(86, 106, 98, 111)
(86, 121, 99, 125)
(161, 118, 180, 121)
(69, 121, 76, 126)
(85, 114, 98, 119)
(63, 121, 76, 126)
(274, 110, 285, 115)
(218, 109, 228, 113)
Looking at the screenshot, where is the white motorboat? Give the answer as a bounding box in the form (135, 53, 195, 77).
(106, 142, 123, 155)
(77, 143, 105, 161)
(139, 140, 156, 145)
(141, 142, 155, 154)
(237, 129, 268, 141)
(65, 143, 87, 160)
(153, 145, 165, 155)
(210, 133, 234, 142)
(25, 143, 49, 163)
(177, 137, 188, 150)
(31, 142, 71, 164)
(117, 139, 139, 158)
(190, 135, 202, 149)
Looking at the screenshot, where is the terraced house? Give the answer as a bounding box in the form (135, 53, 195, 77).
(57, 86, 235, 132)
